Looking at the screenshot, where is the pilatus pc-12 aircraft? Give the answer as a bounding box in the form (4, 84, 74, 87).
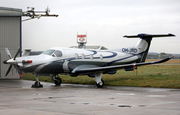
(3, 33, 175, 88)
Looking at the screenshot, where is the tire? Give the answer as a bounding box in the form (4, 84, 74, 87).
(96, 79, 104, 88)
(54, 77, 62, 86)
(31, 81, 43, 88)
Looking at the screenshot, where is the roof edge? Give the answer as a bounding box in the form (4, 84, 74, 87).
(0, 6, 22, 12)
(0, 6, 22, 16)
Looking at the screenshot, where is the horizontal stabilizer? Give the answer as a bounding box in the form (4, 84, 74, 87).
(123, 33, 175, 38)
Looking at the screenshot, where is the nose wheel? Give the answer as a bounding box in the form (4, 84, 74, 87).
(31, 74, 43, 88)
(32, 81, 43, 88)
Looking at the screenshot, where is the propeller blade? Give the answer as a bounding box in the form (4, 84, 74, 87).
(14, 65, 22, 79)
(5, 48, 12, 59)
(14, 47, 21, 60)
(5, 65, 12, 76)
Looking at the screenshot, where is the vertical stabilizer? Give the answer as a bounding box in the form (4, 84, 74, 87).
(123, 33, 175, 62)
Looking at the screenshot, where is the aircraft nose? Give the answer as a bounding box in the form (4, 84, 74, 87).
(3, 60, 8, 64)
(5, 59, 17, 64)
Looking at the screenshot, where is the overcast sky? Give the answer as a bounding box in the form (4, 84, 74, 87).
(1, 0, 180, 53)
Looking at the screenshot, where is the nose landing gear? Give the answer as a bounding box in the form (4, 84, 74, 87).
(31, 74, 43, 88)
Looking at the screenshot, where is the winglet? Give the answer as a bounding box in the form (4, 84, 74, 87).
(150, 57, 171, 64)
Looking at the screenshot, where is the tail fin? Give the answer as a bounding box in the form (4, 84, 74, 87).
(123, 33, 175, 62)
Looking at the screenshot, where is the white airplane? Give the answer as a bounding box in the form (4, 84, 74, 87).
(3, 33, 175, 88)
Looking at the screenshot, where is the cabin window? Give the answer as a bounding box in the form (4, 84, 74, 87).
(54, 50, 63, 57)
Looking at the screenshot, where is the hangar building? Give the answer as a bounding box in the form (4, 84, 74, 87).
(0, 7, 22, 79)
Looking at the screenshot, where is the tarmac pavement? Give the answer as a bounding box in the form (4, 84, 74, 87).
(0, 79, 180, 115)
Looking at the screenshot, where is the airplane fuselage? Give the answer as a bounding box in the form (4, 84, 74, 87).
(16, 47, 140, 76)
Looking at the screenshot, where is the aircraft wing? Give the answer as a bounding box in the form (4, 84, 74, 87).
(71, 57, 171, 74)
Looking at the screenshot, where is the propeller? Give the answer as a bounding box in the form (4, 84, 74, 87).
(4, 48, 22, 78)
(5, 48, 12, 59)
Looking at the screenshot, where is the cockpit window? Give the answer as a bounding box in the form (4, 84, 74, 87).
(52, 54, 56, 57)
(54, 50, 63, 57)
(43, 49, 63, 57)
(43, 49, 55, 55)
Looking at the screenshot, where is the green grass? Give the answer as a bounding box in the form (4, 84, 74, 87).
(22, 65, 180, 88)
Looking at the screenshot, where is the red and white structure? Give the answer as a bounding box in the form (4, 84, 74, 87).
(77, 32, 87, 48)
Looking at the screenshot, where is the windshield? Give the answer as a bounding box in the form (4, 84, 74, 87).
(42, 49, 55, 55)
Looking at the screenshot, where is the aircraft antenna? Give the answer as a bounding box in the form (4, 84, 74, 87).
(22, 6, 58, 22)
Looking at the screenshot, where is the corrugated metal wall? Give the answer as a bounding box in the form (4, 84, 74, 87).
(0, 16, 21, 79)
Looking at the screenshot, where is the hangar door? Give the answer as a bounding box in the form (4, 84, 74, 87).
(0, 17, 21, 79)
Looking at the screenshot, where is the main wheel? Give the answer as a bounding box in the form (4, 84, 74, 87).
(96, 79, 104, 88)
(54, 77, 62, 86)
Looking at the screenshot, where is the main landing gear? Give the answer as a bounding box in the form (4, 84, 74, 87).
(31, 74, 43, 88)
(51, 75, 62, 86)
(95, 72, 104, 88)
